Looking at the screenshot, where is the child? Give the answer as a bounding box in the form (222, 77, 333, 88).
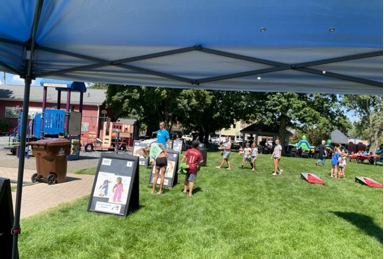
(338, 150, 347, 178)
(270, 139, 283, 176)
(98, 180, 109, 197)
(239, 143, 252, 169)
(180, 140, 203, 196)
(142, 143, 168, 194)
(112, 177, 124, 202)
(330, 144, 341, 177)
(250, 143, 258, 171)
(216, 136, 232, 170)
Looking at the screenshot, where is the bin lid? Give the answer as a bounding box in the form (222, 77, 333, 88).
(30, 138, 71, 146)
(198, 143, 206, 148)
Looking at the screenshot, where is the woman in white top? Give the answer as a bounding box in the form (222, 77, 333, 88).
(270, 139, 283, 176)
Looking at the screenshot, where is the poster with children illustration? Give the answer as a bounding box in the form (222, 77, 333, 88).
(133, 140, 153, 166)
(148, 150, 179, 188)
(88, 153, 139, 217)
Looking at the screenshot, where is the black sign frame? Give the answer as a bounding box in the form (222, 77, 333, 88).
(0, 178, 16, 259)
(88, 152, 139, 217)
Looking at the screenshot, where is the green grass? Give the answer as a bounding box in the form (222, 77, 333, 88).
(19, 152, 383, 259)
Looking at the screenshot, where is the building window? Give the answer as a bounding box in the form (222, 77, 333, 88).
(5, 107, 19, 118)
(5, 107, 41, 119)
(81, 122, 89, 132)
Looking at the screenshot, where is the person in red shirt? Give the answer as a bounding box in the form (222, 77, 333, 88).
(180, 140, 204, 196)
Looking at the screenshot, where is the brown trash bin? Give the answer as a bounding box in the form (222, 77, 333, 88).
(30, 139, 71, 184)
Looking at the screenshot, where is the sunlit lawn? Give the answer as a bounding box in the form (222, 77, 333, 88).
(18, 151, 383, 259)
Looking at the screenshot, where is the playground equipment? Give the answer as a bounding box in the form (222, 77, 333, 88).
(9, 80, 86, 160)
(82, 120, 137, 152)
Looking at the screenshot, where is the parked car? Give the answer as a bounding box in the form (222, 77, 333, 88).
(182, 135, 193, 141)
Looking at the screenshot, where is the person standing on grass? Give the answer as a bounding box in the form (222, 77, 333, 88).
(239, 142, 252, 169)
(330, 144, 341, 177)
(142, 143, 168, 194)
(180, 140, 204, 196)
(316, 140, 327, 166)
(156, 121, 171, 148)
(250, 142, 258, 171)
(337, 150, 347, 178)
(270, 139, 283, 176)
(216, 136, 232, 170)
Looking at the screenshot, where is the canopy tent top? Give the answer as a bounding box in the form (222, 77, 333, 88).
(0, 0, 382, 95)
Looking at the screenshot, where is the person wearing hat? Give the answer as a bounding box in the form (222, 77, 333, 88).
(180, 140, 204, 196)
(142, 143, 168, 194)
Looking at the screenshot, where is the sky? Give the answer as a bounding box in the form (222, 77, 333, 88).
(0, 72, 40, 86)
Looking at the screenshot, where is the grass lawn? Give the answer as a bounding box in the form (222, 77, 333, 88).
(19, 151, 383, 259)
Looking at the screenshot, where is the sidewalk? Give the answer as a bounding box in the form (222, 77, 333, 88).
(1, 167, 95, 219)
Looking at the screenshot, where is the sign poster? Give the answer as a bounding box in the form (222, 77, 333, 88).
(132, 140, 150, 167)
(172, 139, 184, 153)
(149, 150, 179, 188)
(88, 153, 139, 217)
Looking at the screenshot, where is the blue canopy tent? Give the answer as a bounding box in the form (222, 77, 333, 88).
(0, 1, 382, 257)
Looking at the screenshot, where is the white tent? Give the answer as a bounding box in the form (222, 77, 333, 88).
(0, 1, 382, 257)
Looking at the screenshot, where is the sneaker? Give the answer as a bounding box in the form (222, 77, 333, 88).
(272, 173, 278, 176)
(279, 169, 283, 174)
(215, 166, 221, 169)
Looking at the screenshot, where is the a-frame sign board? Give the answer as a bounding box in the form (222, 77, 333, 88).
(149, 150, 179, 188)
(0, 178, 17, 259)
(132, 140, 150, 167)
(88, 153, 139, 217)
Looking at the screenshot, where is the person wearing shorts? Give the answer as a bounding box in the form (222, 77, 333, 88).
(270, 139, 283, 176)
(180, 140, 203, 196)
(250, 142, 258, 171)
(240, 142, 252, 169)
(216, 136, 232, 170)
(142, 143, 168, 194)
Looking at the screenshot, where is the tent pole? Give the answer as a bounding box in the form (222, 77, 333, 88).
(12, 1, 45, 258)
(12, 78, 32, 259)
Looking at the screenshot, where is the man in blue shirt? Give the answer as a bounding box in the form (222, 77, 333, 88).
(156, 121, 170, 148)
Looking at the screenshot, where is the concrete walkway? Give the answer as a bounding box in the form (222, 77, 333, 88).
(1, 167, 95, 219)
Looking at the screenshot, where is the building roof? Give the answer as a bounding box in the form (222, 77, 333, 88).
(240, 121, 293, 136)
(330, 129, 349, 144)
(0, 84, 106, 106)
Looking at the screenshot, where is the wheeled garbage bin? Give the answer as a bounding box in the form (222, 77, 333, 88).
(30, 139, 71, 184)
(198, 143, 207, 166)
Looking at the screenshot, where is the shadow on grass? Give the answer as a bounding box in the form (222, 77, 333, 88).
(331, 211, 383, 244)
(128, 204, 145, 214)
(192, 186, 202, 194)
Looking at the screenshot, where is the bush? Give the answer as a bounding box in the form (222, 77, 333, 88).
(0, 119, 9, 134)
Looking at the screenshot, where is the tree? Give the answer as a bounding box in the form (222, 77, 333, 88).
(88, 83, 109, 89)
(342, 95, 383, 152)
(174, 90, 262, 142)
(252, 93, 351, 153)
(105, 85, 212, 136)
(105, 85, 260, 142)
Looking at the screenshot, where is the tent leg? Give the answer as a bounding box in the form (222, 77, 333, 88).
(12, 78, 32, 259)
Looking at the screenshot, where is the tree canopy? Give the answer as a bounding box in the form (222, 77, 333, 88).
(342, 95, 383, 152)
(105, 85, 362, 151)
